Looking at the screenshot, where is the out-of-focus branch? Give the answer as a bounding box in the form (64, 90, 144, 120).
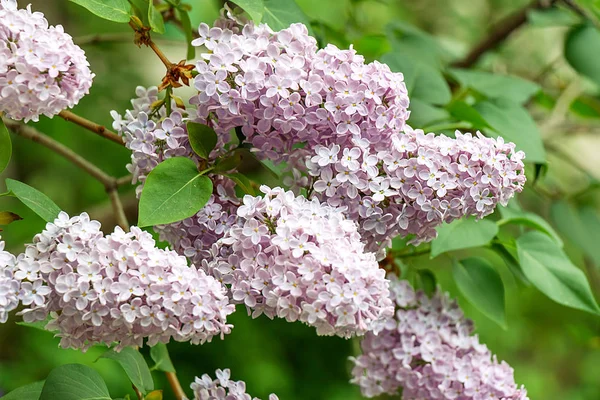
(75, 33, 184, 47)
(58, 110, 124, 146)
(166, 371, 187, 400)
(452, 0, 554, 68)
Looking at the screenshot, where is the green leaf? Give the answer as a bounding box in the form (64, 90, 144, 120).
(138, 157, 213, 227)
(0, 211, 22, 226)
(213, 150, 244, 174)
(565, 24, 600, 86)
(448, 69, 540, 104)
(498, 206, 563, 247)
(474, 99, 546, 163)
(128, 0, 149, 25)
(415, 269, 436, 296)
(0, 119, 11, 174)
(150, 343, 176, 373)
(2, 381, 44, 400)
(69, 0, 132, 23)
(295, 0, 350, 31)
(527, 7, 580, 27)
(446, 101, 491, 129)
(148, 4, 165, 34)
(516, 231, 600, 314)
(16, 316, 52, 331)
(177, 8, 195, 60)
(262, 0, 312, 33)
(491, 242, 530, 286)
(230, 0, 265, 22)
(408, 99, 450, 127)
(100, 347, 154, 395)
(5, 178, 61, 222)
(40, 364, 111, 400)
(187, 122, 218, 159)
(431, 217, 499, 258)
(453, 257, 506, 328)
(551, 201, 600, 265)
(145, 390, 163, 400)
(225, 172, 256, 195)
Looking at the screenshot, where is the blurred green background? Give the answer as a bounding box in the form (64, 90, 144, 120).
(2, 0, 600, 399)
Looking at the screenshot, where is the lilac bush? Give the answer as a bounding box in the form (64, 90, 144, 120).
(0, 0, 94, 121)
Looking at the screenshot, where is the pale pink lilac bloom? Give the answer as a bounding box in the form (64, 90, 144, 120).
(191, 369, 279, 400)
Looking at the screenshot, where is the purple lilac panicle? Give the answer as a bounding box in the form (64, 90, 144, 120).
(206, 186, 394, 338)
(0, 0, 94, 121)
(0, 212, 234, 351)
(350, 276, 529, 400)
(0, 237, 18, 323)
(191, 369, 279, 400)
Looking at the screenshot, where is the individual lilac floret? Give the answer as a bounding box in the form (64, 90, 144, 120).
(191, 369, 279, 400)
(206, 186, 393, 338)
(190, 21, 410, 163)
(0, 0, 94, 121)
(307, 126, 526, 252)
(111, 87, 241, 262)
(350, 276, 529, 399)
(0, 212, 234, 351)
(0, 237, 18, 323)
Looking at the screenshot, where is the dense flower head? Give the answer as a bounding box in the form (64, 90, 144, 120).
(191, 368, 279, 400)
(306, 126, 526, 252)
(0, 0, 94, 121)
(0, 212, 234, 351)
(111, 86, 241, 261)
(206, 186, 393, 338)
(350, 276, 529, 399)
(191, 21, 410, 163)
(0, 237, 18, 323)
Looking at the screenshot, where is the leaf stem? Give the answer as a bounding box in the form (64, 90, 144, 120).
(165, 371, 187, 400)
(58, 110, 124, 146)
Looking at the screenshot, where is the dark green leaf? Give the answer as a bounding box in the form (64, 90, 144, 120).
(474, 99, 546, 163)
(431, 217, 499, 258)
(213, 150, 244, 174)
(177, 8, 195, 60)
(101, 347, 154, 394)
(491, 242, 530, 286)
(225, 172, 256, 195)
(69, 0, 132, 23)
(262, 0, 312, 33)
(0, 119, 11, 174)
(2, 381, 44, 400)
(453, 257, 506, 327)
(516, 231, 600, 314)
(446, 101, 491, 129)
(449, 69, 540, 104)
(415, 269, 436, 296)
(148, 4, 165, 34)
(187, 122, 218, 159)
(138, 157, 213, 227)
(498, 206, 563, 246)
(551, 201, 600, 265)
(230, 0, 265, 22)
(40, 364, 111, 400)
(150, 343, 176, 373)
(5, 179, 61, 222)
(565, 24, 600, 86)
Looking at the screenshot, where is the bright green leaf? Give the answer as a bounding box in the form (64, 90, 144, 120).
(150, 343, 176, 373)
(565, 24, 600, 86)
(295, 0, 350, 31)
(453, 257, 507, 328)
(40, 364, 111, 400)
(516, 231, 600, 314)
(431, 217, 499, 258)
(498, 206, 563, 247)
(551, 201, 600, 265)
(5, 178, 62, 222)
(474, 99, 546, 163)
(230, 0, 265, 22)
(408, 99, 450, 127)
(177, 8, 195, 60)
(449, 69, 540, 104)
(69, 0, 132, 23)
(491, 242, 530, 286)
(101, 347, 154, 395)
(528, 7, 580, 27)
(187, 122, 218, 159)
(262, 0, 312, 33)
(0, 119, 11, 174)
(138, 157, 213, 227)
(2, 381, 44, 400)
(148, 4, 165, 34)
(225, 172, 256, 195)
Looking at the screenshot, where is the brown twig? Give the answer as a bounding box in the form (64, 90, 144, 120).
(58, 110, 124, 146)
(166, 371, 187, 400)
(75, 32, 184, 47)
(3, 118, 130, 230)
(452, 0, 553, 68)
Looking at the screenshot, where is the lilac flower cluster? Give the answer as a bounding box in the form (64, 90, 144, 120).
(350, 276, 529, 399)
(0, 0, 94, 121)
(207, 186, 393, 338)
(191, 369, 279, 400)
(190, 21, 410, 163)
(0, 212, 234, 351)
(111, 87, 242, 263)
(308, 126, 526, 251)
(0, 237, 18, 323)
